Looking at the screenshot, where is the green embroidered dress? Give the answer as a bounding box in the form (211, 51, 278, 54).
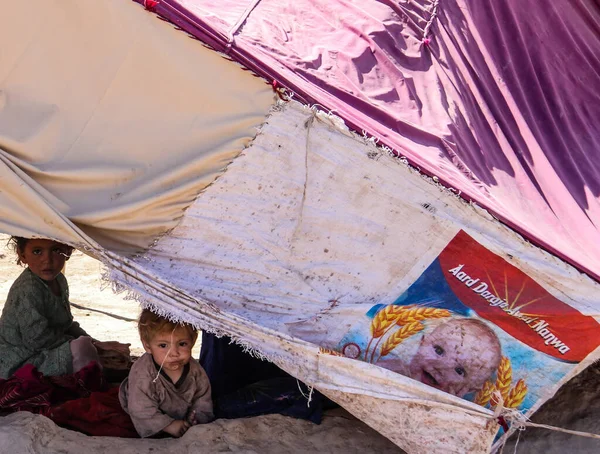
(0, 267, 88, 379)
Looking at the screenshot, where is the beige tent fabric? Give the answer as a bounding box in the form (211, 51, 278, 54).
(0, 0, 275, 253)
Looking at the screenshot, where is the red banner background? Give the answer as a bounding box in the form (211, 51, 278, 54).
(438, 231, 600, 363)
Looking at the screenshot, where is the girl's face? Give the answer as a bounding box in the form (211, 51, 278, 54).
(18, 239, 71, 282)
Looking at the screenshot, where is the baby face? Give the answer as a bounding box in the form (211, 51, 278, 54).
(18, 239, 70, 282)
(408, 321, 499, 397)
(144, 326, 195, 378)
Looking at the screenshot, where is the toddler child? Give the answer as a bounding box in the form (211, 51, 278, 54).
(119, 309, 214, 438)
(0, 237, 99, 379)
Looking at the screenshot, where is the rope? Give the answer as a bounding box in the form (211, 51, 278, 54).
(152, 326, 178, 383)
(512, 429, 522, 454)
(492, 391, 600, 451)
(509, 420, 600, 441)
(296, 379, 314, 407)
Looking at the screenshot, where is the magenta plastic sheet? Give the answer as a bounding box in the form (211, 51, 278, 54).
(136, 0, 600, 280)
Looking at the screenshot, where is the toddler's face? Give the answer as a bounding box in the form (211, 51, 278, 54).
(144, 326, 194, 373)
(18, 239, 70, 282)
(409, 321, 497, 397)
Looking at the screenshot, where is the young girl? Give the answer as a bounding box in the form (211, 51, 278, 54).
(0, 236, 100, 379)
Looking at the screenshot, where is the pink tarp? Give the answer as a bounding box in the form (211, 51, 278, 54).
(136, 0, 600, 281)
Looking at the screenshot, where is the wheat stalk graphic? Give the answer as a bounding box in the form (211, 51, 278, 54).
(366, 305, 451, 363)
(475, 357, 527, 409)
(365, 304, 405, 361)
(504, 379, 528, 408)
(494, 356, 512, 402)
(393, 306, 452, 326)
(369, 305, 406, 338)
(474, 380, 496, 407)
(379, 322, 424, 358)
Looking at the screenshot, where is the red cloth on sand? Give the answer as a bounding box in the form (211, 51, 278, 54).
(0, 362, 104, 414)
(0, 363, 137, 437)
(50, 387, 138, 438)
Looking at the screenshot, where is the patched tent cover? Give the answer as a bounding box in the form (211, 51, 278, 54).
(1, 1, 599, 453)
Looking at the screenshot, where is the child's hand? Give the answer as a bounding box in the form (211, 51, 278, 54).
(186, 410, 197, 426)
(162, 419, 191, 438)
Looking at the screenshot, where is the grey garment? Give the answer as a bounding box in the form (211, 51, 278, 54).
(119, 353, 214, 438)
(0, 268, 87, 379)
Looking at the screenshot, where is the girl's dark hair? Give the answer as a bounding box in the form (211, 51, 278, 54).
(7, 236, 74, 266)
(7, 236, 29, 266)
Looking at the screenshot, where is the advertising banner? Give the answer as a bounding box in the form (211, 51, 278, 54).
(331, 231, 600, 412)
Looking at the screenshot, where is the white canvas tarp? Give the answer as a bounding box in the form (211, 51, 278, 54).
(106, 103, 600, 453)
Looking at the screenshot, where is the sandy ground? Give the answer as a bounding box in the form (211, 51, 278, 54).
(0, 236, 402, 453)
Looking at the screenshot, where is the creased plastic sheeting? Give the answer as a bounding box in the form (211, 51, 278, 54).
(0, 0, 274, 254)
(107, 103, 600, 453)
(150, 0, 600, 280)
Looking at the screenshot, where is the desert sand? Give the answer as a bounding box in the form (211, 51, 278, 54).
(1, 235, 599, 453)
